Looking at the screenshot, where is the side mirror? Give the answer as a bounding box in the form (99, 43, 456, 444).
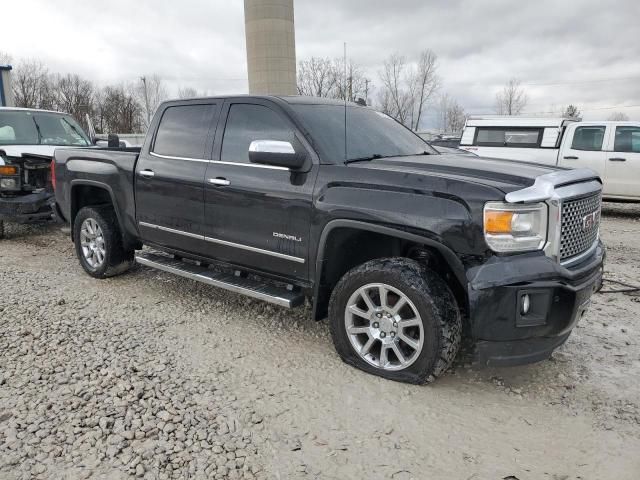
(249, 140, 306, 170)
(107, 134, 120, 148)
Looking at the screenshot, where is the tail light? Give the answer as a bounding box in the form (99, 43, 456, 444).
(50, 159, 56, 191)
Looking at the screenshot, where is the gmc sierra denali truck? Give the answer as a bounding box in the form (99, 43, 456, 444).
(53, 96, 605, 384)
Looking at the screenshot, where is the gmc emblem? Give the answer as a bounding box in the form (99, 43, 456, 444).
(582, 211, 599, 232)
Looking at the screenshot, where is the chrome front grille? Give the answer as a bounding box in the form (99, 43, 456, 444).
(559, 193, 601, 261)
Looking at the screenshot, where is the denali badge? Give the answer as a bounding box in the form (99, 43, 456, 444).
(273, 232, 302, 242)
(582, 211, 599, 232)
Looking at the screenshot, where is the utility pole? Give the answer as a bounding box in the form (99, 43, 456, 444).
(140, 76, 150, 125)
(364, 79, 370, 106)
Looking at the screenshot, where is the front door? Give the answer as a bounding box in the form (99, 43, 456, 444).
(202, 100, 317, 281)
(135, 101, 219, 254)
(604, 125, 640, 199)
(558, 124, 607, 178)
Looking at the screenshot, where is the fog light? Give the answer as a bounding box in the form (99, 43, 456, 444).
(0, 178, 17, 189)
(521, 294, 531, 315)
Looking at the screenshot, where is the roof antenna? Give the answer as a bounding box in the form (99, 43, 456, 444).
(343, 42, 348, 163)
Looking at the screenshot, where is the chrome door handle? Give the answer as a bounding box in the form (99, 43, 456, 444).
(139, 169, 155, 178)
(609, 157, 626, 162)
(208, 178, 230, 186)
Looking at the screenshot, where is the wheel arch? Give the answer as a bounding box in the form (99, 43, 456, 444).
(312, 219, 468, 321)
(69, 180, 132, 248)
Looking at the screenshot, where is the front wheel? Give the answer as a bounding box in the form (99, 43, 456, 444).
(328, 258, 462, 384)
(73, 206, 133, 279)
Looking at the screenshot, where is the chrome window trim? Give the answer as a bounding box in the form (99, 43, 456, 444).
(147, 152, 290, 171)
(149, 151, 211, 163)
(138, 222, 305, 264)
(214, 160, 290, 171)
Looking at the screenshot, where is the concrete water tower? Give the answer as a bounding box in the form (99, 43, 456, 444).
(0, 65, 14, 107)
(244, 0, 297, 95)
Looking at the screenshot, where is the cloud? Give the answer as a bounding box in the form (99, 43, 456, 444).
(3, 0, 639, 124)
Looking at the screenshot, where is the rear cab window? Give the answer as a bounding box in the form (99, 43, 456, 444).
(153, 104, 216, 159)
(474, 128, 542, 147)
(613, 126, 640, 153)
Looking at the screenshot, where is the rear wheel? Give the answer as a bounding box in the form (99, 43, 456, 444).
(73, 206, 133, 278)
(328, 258, 461, 384)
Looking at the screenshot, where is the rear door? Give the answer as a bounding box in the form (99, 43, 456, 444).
(558, 124, 607, 177)
(603, 125, 640, 199)
(202, 99, 317, 281)
(135, 101, 219, 254)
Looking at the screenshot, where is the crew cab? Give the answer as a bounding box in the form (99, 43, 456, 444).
(0, 107, 92, 238)
(53, 96, 605, 384)
(460, 116, 640, 202)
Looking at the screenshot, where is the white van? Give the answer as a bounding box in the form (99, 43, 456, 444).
(459, 116, 640, 202)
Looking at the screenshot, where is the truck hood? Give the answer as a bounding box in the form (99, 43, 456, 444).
(0, 145, 76, 164)
(351, 153, 560, 194)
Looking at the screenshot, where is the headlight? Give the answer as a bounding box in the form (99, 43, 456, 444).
(484, 202, 548, 252)
(0, 178, 18, 189)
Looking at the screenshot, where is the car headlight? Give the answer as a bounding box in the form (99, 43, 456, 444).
(484, 202, 548, 252)
(0, 178, 18, 189)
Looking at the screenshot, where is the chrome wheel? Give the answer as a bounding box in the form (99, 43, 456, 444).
(344, 283, 424, 371)
(80, 218, 106, 269)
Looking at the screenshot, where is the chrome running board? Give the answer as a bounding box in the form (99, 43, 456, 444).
(135, 251, 305, 308)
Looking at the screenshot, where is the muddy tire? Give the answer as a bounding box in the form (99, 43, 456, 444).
(73, 206, 133, 279)
(328, 258, 461, 384)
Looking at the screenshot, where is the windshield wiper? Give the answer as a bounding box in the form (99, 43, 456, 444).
(344, 154, 383, 164)
(31, 117, 43, 145)
(61, 118, 89, 145)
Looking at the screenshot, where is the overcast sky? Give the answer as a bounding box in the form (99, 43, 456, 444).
(3, 0, 639, 127)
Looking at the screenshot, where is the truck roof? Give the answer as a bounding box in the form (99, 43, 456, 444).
(465, 116, 578, 128)
(162, 95, 360, 107)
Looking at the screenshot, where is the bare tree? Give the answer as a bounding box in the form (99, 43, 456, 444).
(438, 93, 466, 134)
(563, 104, 581, 119)
(494, 78, 528, 115)
(378, 53, 412, 125)
(12, 59, 50, 108)
(54, 74, 94, 129)
(378, 50, 439, 130)
(297, 57, 371, 103)
(177, 87, 201, 99)
(297, 57, 338, 97)
(409, 50, 439, 130)
(608, 111, 629, 121)
(0, 51, 12, 64)
(137, 74, 167, 130)
(96, 84, 143, 134)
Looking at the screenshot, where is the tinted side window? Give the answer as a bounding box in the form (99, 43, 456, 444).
(571, 126, 605, 151)
(475, 128, 541, 147)
(221, 104, 292, 163)
(153, 105, 215, 159)
(614, 126, 640, 153)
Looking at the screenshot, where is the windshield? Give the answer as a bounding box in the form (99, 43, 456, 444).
(291, 104, 437, 162)
(0, 110, 90, 147)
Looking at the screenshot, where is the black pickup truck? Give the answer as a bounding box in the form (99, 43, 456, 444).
(53, 96, 605, 384)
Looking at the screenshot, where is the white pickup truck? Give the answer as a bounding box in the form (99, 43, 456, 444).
(459, 116, 640, 202)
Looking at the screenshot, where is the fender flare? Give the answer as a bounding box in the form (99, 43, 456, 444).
(69, 179, 127, 238)
(312, 219, 468, 318)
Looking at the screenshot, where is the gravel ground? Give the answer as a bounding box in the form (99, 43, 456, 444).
(1, 204, 639, 480)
